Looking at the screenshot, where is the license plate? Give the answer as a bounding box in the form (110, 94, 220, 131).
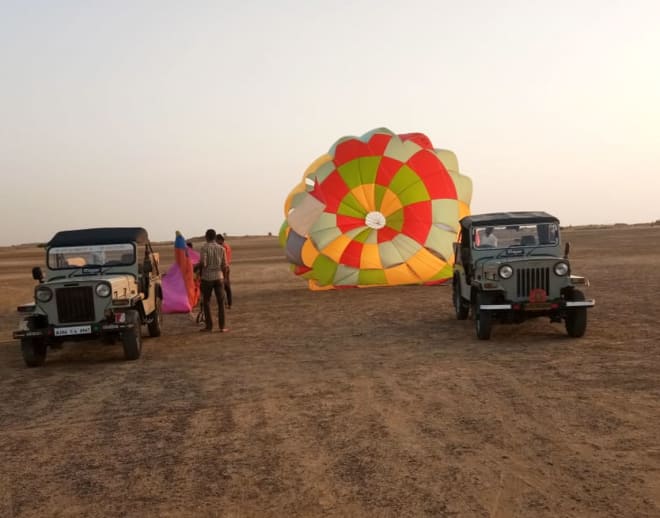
(54, 325, 92, 336)
(525, 302, 552, 311)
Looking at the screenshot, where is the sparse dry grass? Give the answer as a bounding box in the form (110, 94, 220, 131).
(1, 228, 659, 517)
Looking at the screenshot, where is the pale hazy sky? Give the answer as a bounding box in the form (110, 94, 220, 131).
(1, 0, 658, 246)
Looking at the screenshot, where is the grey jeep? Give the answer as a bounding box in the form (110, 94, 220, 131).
(13, 227, 163, 366)
(452, 212, 595, 340)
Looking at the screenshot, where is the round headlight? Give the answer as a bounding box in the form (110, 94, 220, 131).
(96, 282, 111, 297)
(35, 286, 53, 302)
(554, 261, 569, 276)
(499, 265, 513, 279)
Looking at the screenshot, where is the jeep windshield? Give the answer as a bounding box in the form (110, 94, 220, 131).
(48, 244, 136, 270)
(472, 222, 559, 250)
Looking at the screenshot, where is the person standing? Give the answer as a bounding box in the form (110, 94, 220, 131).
(216, 234, 232, 309)
(199, 228, 228, 332)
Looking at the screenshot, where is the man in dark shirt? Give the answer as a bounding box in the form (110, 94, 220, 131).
(216, 234, 232, 309)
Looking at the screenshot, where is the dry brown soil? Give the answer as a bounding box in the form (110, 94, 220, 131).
(1, 226, 659, 517)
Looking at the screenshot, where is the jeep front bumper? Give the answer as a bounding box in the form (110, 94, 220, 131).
(480, 299, 596, 311)
(13, 321, 137, 340)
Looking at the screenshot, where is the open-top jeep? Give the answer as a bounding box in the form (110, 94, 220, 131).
(452, 212, 595, 340)
(13, 227, 163, 366)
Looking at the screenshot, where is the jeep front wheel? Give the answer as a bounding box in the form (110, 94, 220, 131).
(121, 310, 142, 360)
(565, 289, 587, 338)
(453, 277, 470, 320)
(474, 292, 493, 340)
(21, 337, 47, 367)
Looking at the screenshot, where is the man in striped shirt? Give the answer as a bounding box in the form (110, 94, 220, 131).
(199, 228, 228, 332)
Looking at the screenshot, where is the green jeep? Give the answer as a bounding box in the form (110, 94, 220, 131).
(13, 227, 163, 366)
(452, 212, 595, 340)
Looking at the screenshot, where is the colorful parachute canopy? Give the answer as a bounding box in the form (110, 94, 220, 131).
(162, 231, 200, 313)
(279, 128, 472, 290)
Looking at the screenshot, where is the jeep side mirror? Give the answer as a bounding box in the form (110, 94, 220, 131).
(564, 242, 570, 259)
(461, 245, 471, 266)
(32, 266, 44, 283)
(452, 243, 461, 264)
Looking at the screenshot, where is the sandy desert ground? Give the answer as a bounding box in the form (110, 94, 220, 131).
(1, 226, 659, 517)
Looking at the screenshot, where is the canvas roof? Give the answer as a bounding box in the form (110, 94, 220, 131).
(48, 227, 149, 247)
(460, 211, 559, 228)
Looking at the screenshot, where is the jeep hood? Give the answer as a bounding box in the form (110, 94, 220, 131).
(45, 274, 140, 299)
(477, 253, 561, 266)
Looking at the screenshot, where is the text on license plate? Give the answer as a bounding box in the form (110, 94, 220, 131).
(54, 325, 92, 336)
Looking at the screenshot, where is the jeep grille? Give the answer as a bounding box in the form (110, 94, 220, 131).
(516, 268, 550, 298)
(56, 286, 95, 323)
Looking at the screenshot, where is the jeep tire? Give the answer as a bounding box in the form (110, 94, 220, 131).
(453, 277, 470, 320)
(474, 292, 493, 340)
(147, 297, 162, 338)
(565, 289, 587, 338)
(121, 310, 142, 360)
(21, 337, 47, 367)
